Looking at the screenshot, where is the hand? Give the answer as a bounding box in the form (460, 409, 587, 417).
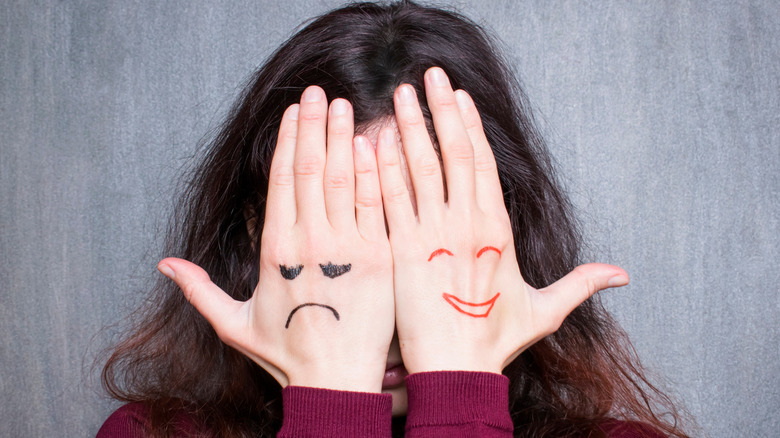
(157, 87, 395, 392)
(378, 67, 629, 374)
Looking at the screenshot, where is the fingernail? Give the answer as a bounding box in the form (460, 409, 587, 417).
(158, 263, 175, 279)
(288, 104, 299, 120)
(454, 90, 469, 109)
(380, 127, 396, 146)
(608, 274, 629, 287)
(427, 67, 448, 86)
(331, 99, 348, 116)
(354, 136, 369, 152)
(302, 86, 323, 102)
(398, 84, 415, 103)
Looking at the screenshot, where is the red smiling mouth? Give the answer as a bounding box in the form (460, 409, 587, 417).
(442, 292, 500, 317)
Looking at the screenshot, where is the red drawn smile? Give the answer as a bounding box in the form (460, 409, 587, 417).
(442, 292, 500, 318)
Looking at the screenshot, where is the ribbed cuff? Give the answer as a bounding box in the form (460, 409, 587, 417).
(279, 386, 392, 437)
(405, 371, 512, 432)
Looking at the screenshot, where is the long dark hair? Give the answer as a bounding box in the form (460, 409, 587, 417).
(102, 2, 689, 436)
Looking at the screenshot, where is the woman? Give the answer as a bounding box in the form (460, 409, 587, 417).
(99, 1, 689, 436)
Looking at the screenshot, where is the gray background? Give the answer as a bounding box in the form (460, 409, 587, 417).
(1, 1, 777, 436)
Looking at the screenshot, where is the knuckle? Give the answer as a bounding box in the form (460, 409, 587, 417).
(385, 188, 409, 204)
(299, 110, 324, 122)
(416, 158, 442, 178)
(355, 193, 381, 209)
(571, 265, 589, 282)
(570, 265, 587, 283)
(490, 231, 512, 252)
(278, 129, 297, 143)
(325, 172, 350, 189)
(462, 115, 480, 130)
(260, 233, 294, 261)
(474, 154, 497, 173)
(571, 266, 595, 295)
(328, 124, 351, 137)
(492, 209, 512, 227)
(379, 154, 402, 169)
(258, 255, 278, 276)
(270, 167, 295, 187)
(294, 155, 324, 177)
(447, 142, 475, 162)
(435, 96, 459, 110)
(180, 281, 198, 303)
(400, 116, 426, 131)
(301, 232, 329, 253)
(354, 164, 376, 176)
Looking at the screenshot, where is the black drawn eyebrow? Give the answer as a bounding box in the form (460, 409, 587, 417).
(279, 264, 303, 280)
(285, 303, 340, 329)
(319, 262, 351, 278)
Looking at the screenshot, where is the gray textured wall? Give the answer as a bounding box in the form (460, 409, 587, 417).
(1, 1, 777, 437)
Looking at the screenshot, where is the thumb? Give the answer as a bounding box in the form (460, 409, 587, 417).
(158, 258, 285, 384)
(157, 257, 244, 338)
(535, 263, 629, 332)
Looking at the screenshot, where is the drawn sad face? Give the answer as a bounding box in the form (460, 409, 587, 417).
(279, 262, 351, 329)
(428, 246, 502, 318)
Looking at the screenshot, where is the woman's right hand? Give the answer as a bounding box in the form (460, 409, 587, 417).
(157, 86, 395, 393)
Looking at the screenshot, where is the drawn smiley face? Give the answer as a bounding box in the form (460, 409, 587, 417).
(280, 262, 351, 329)
(428, 246, 502, 318)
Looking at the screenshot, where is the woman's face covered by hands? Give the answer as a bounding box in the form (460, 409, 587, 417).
(157, 67, 629, 418)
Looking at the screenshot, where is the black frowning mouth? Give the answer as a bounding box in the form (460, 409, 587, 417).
(285, 303, 340, 328)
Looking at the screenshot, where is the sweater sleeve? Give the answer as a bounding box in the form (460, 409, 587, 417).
(404, 371, 513, 437)
(278, 386, 393, 437)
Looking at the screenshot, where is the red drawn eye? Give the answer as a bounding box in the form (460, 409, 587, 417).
(476, 246, 501, 258)
(428, 248, 454, 261)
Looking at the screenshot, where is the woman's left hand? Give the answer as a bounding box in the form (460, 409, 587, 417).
(378, 67, 630, 374)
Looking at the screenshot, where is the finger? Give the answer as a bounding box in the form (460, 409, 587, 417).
(376, 126, 415, 234)
(454, 90, 506, 217)
(353, 135, 385, 241)
(424, 67, 476, 209)
(294, 86, 328, 226)
(265, 104, 299, 230)
(536, 263, 629, 333)
(394, 84, 445, 220)
(324, 98, 356, 230)
(157, 258, 246, 344)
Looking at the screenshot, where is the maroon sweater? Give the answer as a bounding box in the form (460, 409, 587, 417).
(97, 371, 662, 437)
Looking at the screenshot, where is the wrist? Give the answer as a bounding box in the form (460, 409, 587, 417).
(288, 360, 385, 393)
(401, 342, 502, 375)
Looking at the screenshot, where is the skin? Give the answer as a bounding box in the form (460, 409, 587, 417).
(158, 87, 395, 393)
(379, 68, 629, 375)
(157, 67, 629, 416)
